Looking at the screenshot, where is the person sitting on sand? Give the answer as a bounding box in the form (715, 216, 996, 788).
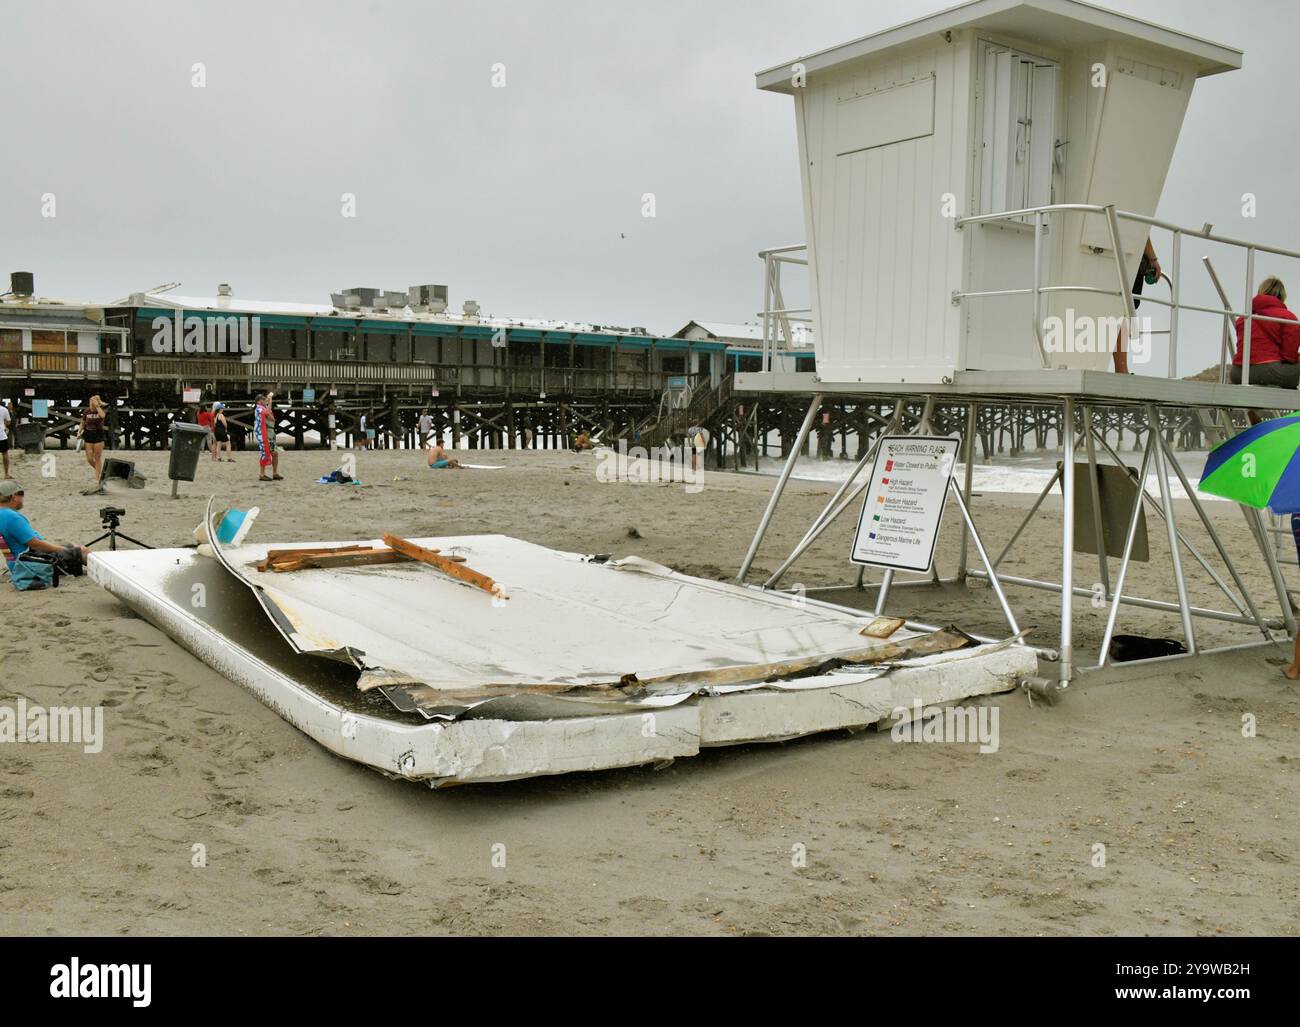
(0, 480, 90, 573)
(427, 441, 461, 469)
(573, 431, 594, 452)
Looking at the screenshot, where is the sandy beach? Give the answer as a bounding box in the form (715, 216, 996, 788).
(1, 444, 1297, 936)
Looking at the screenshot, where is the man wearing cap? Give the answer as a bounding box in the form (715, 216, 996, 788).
(0, 481, 90, 572)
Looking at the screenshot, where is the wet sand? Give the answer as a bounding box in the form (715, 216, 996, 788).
(1, 444, 1297, 935)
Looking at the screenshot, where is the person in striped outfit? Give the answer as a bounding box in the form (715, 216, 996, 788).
(254, 392, 282, 482)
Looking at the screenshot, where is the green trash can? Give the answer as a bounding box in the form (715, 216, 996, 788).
(168, 422, 209, 482)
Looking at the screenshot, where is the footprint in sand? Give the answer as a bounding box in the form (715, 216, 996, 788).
(618, 896, 671, 916)
(253, 867, 304, 887)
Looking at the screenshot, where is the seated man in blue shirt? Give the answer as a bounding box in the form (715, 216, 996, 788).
(0, 480, 90, 573)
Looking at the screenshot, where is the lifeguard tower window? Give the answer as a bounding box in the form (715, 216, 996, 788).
(977, 43, 1058, 218)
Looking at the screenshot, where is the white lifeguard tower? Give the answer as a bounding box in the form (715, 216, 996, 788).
(738, 0, 1300, 685)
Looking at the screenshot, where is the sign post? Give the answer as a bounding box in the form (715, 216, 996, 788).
(851, 436, 959, 573)
(852, 434, 1020, 636)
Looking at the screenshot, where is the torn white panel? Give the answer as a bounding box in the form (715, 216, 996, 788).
(207, 524, 937, 697)
(698, 646, 1033, 746)
(88, 537, 1037, 787)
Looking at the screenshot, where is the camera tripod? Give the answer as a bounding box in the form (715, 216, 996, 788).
(85, 508, 152, 551)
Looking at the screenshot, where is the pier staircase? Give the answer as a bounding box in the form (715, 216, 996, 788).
(627, 374, 735, 449)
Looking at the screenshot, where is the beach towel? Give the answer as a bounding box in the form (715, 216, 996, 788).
(316, 470, 359, 485)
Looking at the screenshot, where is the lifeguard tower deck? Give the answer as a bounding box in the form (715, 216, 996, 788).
(736, 0, 1300, 684)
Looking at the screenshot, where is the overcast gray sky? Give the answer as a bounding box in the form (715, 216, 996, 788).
(2, 0, 1296, 369)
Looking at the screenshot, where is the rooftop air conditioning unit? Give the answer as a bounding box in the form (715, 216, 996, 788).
(344, 287, 379, 308)
(462, 299, 480, 320)
(409, 284, 449, 313)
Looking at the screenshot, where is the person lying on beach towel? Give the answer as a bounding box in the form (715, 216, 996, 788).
(573, 431, 594, 452)
(427, 442, 462, 469)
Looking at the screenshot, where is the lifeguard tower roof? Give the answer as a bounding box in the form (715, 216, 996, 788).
(757, 0, 1241, 94)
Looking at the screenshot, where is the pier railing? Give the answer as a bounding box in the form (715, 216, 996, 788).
(2, 351, 680, 397)
(0, 351, 133, 379)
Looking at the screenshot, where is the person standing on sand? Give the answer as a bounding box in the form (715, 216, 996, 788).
(78, 394, 108, 484)
(197, 402, 215, 455)
(0, 398, 11, 479)
(253, 393, 282, 482)
(211, 402, 233, 462)
(418, 409, 433, 447)
(686, 424, 709, 473)
(1285, 513, 1300, 682)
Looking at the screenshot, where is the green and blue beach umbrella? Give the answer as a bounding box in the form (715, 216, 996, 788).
(1199, 412, 1300, 513)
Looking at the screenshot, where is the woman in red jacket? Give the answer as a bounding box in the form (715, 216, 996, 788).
(1230, 277, 1300, 387)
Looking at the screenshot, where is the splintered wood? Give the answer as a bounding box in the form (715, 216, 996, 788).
(257, 537, 503, 599)
(258, 544, 465, 574)
(383, 534, 507, 599)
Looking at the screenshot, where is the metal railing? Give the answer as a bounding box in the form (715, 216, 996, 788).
(759, 245, 814, 372)
(952, 202, 1300, 385)
(55, 356, 678, 395)
(0, 351, 133, 378)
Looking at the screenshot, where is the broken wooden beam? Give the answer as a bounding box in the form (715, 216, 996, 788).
(382, 533, 506, 598)
(258, 543, 469, 573)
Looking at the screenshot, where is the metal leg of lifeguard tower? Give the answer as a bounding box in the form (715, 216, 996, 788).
(1090, 428, 1257, 627)
(737, 393, 1020, 642)
(736, 393, 822, 584)
(738, 392, 1294, 690)
(762, 400, 907, 592)
(1217, 407, 1297, 639)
